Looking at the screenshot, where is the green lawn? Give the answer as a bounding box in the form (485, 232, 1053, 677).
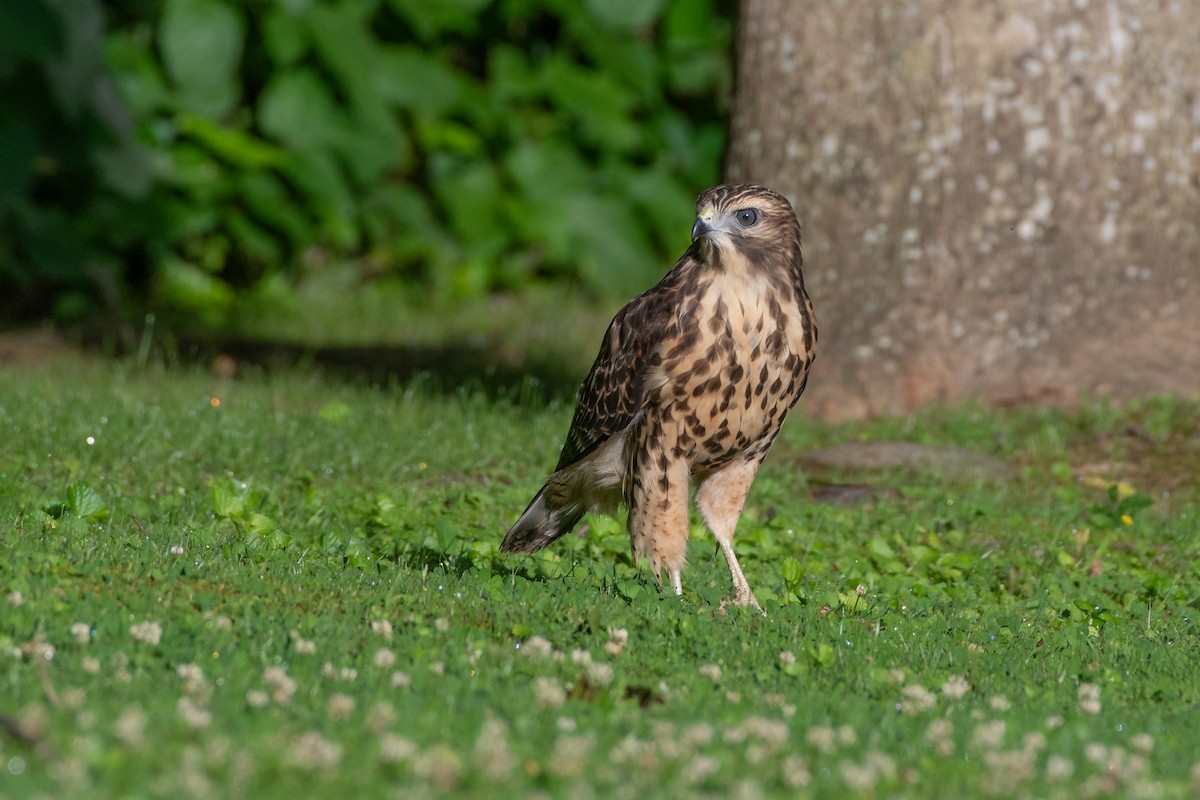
(2, 344, 1198, 798)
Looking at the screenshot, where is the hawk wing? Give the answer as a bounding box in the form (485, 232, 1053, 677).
(554, 266, 686, 471)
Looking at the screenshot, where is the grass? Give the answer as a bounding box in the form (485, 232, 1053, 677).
(1, 340, 1199, 799)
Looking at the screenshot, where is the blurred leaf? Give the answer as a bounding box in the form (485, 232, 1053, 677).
(430, 155, 507, 264)
(663, 0, 731, 94)
(868, 536, 897, 561)
(623, 168, 695, 253)
(104, 34, 172, 117)
(157, 258, 234, 326)
(66, 482, 109, 521)
(262, 9, 308, 67)
(505, 141, 591, 262)
(810, 641, 836, 667)
(663, 0, 717, 50)
(92, 140, 158, 198)
(159, 0, 244, 118)
(782, 556, 802, 586)
(283, 150, 358, 248)
(376, 46, 465, 114)
(360, 183, 443, 251)
(566, 193, 661, 297)
(543, 57, 640, 153)
(211, 477, 247, 519)
(414, 119, 484, 156)
(386, 0, 490, 39)
(177, 115, 286, 169)
(584, 0, 665, 30)
(258, 69, 345, 150)
(1117, 493, 1153, 515)
(227, 214, 281, 264)
(488, 45, 541, 103)
(319, 401, 352, 423)
(238, 173, 310, 246)
(305, 5, 385, 118)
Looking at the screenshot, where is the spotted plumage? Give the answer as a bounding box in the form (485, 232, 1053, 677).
(501, 184, 817, 610)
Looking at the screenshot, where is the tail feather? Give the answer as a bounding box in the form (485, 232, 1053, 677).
(500, 485, 586, 553)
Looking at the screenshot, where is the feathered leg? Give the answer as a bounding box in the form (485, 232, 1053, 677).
(696, 458, 763, 612)
(627, 417, 690, 594)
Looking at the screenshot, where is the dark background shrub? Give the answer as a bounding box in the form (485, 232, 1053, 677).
(0, 0, 733, 329)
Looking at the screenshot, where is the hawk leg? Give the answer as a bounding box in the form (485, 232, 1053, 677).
(627, 424, 691, 594)
(696, 459, 764, 612)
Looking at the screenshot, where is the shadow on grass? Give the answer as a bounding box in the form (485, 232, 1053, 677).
(177, 335, 586, 404)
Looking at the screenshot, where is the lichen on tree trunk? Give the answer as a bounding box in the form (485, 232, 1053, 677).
(727, 0, 1200, 418)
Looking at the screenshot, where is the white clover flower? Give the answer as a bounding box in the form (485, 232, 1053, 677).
(70, 623, 91, 645)
(1045, 755, 1074, 781)
(940, 675, 970, 699)
(129, 621, 162, 646)
(971, 719, 1007, 751)
(379, 733, 417, 764)
(177, 696, 212, 729)
(587, 662, 614, 687)
(1130, 733, 1154, 753)
(263, 666, 298, 705)
(534, 676, 566, 710)
(520, 635, 553, 659)
(604, 627, 629, 655)
(1078, 683, 1101, 715)
(328, 693, 355, 721)
(293, 636, 316, 655)
(113, 708, 147, 749)
(901, 683, 937, 714)
(806, 726, 836, 753)
(290, 731, 343, 769)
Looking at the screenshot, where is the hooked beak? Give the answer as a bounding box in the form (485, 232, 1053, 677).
(691, 217, 713, 242)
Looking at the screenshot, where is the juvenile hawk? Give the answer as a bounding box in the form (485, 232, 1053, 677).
(501, 184, 816, 610)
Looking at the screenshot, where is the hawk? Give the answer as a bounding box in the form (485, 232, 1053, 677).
(501, 184, 816, 610)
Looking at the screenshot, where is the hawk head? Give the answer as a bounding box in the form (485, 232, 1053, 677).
(690, 184, 802, 270)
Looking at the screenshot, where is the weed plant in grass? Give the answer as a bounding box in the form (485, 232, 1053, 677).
(1, 354, 1198, 798)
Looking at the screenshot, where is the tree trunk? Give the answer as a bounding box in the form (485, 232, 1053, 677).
(727, 0, 1200, 419)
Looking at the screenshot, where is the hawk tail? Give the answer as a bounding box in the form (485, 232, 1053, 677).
(500, 485, 585, 553)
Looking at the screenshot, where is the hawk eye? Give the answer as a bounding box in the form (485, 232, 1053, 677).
(735, 208, 760, 227)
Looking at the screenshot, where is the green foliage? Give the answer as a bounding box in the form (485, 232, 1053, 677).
(1, 0, 734, 325)
(44, 481, 111, 522)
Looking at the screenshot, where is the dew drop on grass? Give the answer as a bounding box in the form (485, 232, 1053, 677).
(86, 436, 95, 445)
